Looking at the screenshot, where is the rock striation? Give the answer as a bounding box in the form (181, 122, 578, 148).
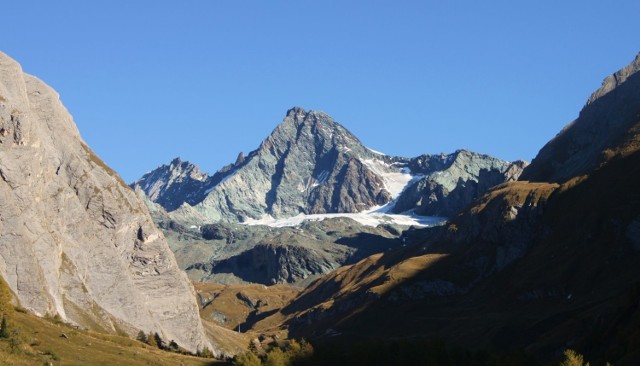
(0, 52, 212, 353)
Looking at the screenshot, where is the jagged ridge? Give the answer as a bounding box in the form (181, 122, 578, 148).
(134, 108, 524, 225)
(521, 52, 640, 182)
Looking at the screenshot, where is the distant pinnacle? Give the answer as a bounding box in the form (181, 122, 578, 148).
(286, 106, 306, 117)
(235, 152, 245, 165)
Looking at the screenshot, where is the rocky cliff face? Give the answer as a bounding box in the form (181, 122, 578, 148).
(162, 217, 404, 286)
(521, 52, 640, 182)
(393, 150, 526, 216)
(0, 52, 212, 353)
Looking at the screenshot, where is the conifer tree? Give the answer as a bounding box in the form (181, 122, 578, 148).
(153, 332, 164, 349)
(169, 340, 179, 351)
(136, 330, 148, 344)
(198, 346, 213, 358)
(0, 315, 8, 338)
(560, 349, 590, 366)
(147, 332, 158, 348)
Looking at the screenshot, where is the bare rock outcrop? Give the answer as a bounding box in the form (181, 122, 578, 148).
(0, 52, 212, 353)
(393, 150, 527, 217)
(521, 52, 640, 182)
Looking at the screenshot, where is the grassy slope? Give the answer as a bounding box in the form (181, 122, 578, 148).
(195, 282, 299, 334)
(0, 310, 227, 365)
(202, 320, 251, 356)
(0, 279, 225, 366)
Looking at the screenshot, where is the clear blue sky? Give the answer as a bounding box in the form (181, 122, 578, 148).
(2, 1, 639, 182)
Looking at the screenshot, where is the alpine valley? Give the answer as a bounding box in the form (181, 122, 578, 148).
(132, 108, 525, 286)
(0, 46, 639, 366)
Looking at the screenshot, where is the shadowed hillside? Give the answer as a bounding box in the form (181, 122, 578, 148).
(253, 52, 640, 365)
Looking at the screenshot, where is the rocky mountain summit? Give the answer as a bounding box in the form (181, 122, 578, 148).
(134, 108, 525, 225)
(134, 107, 392, 223)
(0, 52, 213, 353)
(135, 157, 208, 211)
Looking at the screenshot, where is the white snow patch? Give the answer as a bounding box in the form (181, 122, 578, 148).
(361, 159, 417, 198)
(367, 147, 386, 155)
(242, 209, 445, 228)
(241, 160, 440, 229)
(370, 173, 424, 215)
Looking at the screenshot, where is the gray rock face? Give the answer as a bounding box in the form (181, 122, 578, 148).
(393, 150, 527, 216)
(190, 243, 340, 285)
(587, 52, 640, 105)
(0, 52, 212, 353)
(134, 157, 208, 211)
(521, 52, 640, 182)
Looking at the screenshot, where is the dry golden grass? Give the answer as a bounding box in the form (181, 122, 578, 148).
(273, 250, 447, 330)
(194, 282, 299, 333)
(369, 254, 448, 296)
(201, 319, 252, 356)
(0, 309, 224, 366)
(0, 276, 222, 365)
(469, 181, 559, 215)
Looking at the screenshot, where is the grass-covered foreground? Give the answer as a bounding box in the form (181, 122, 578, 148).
(0, 278, 225, 366)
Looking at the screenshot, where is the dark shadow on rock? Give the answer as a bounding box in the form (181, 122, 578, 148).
(335, 233, 401, 263)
